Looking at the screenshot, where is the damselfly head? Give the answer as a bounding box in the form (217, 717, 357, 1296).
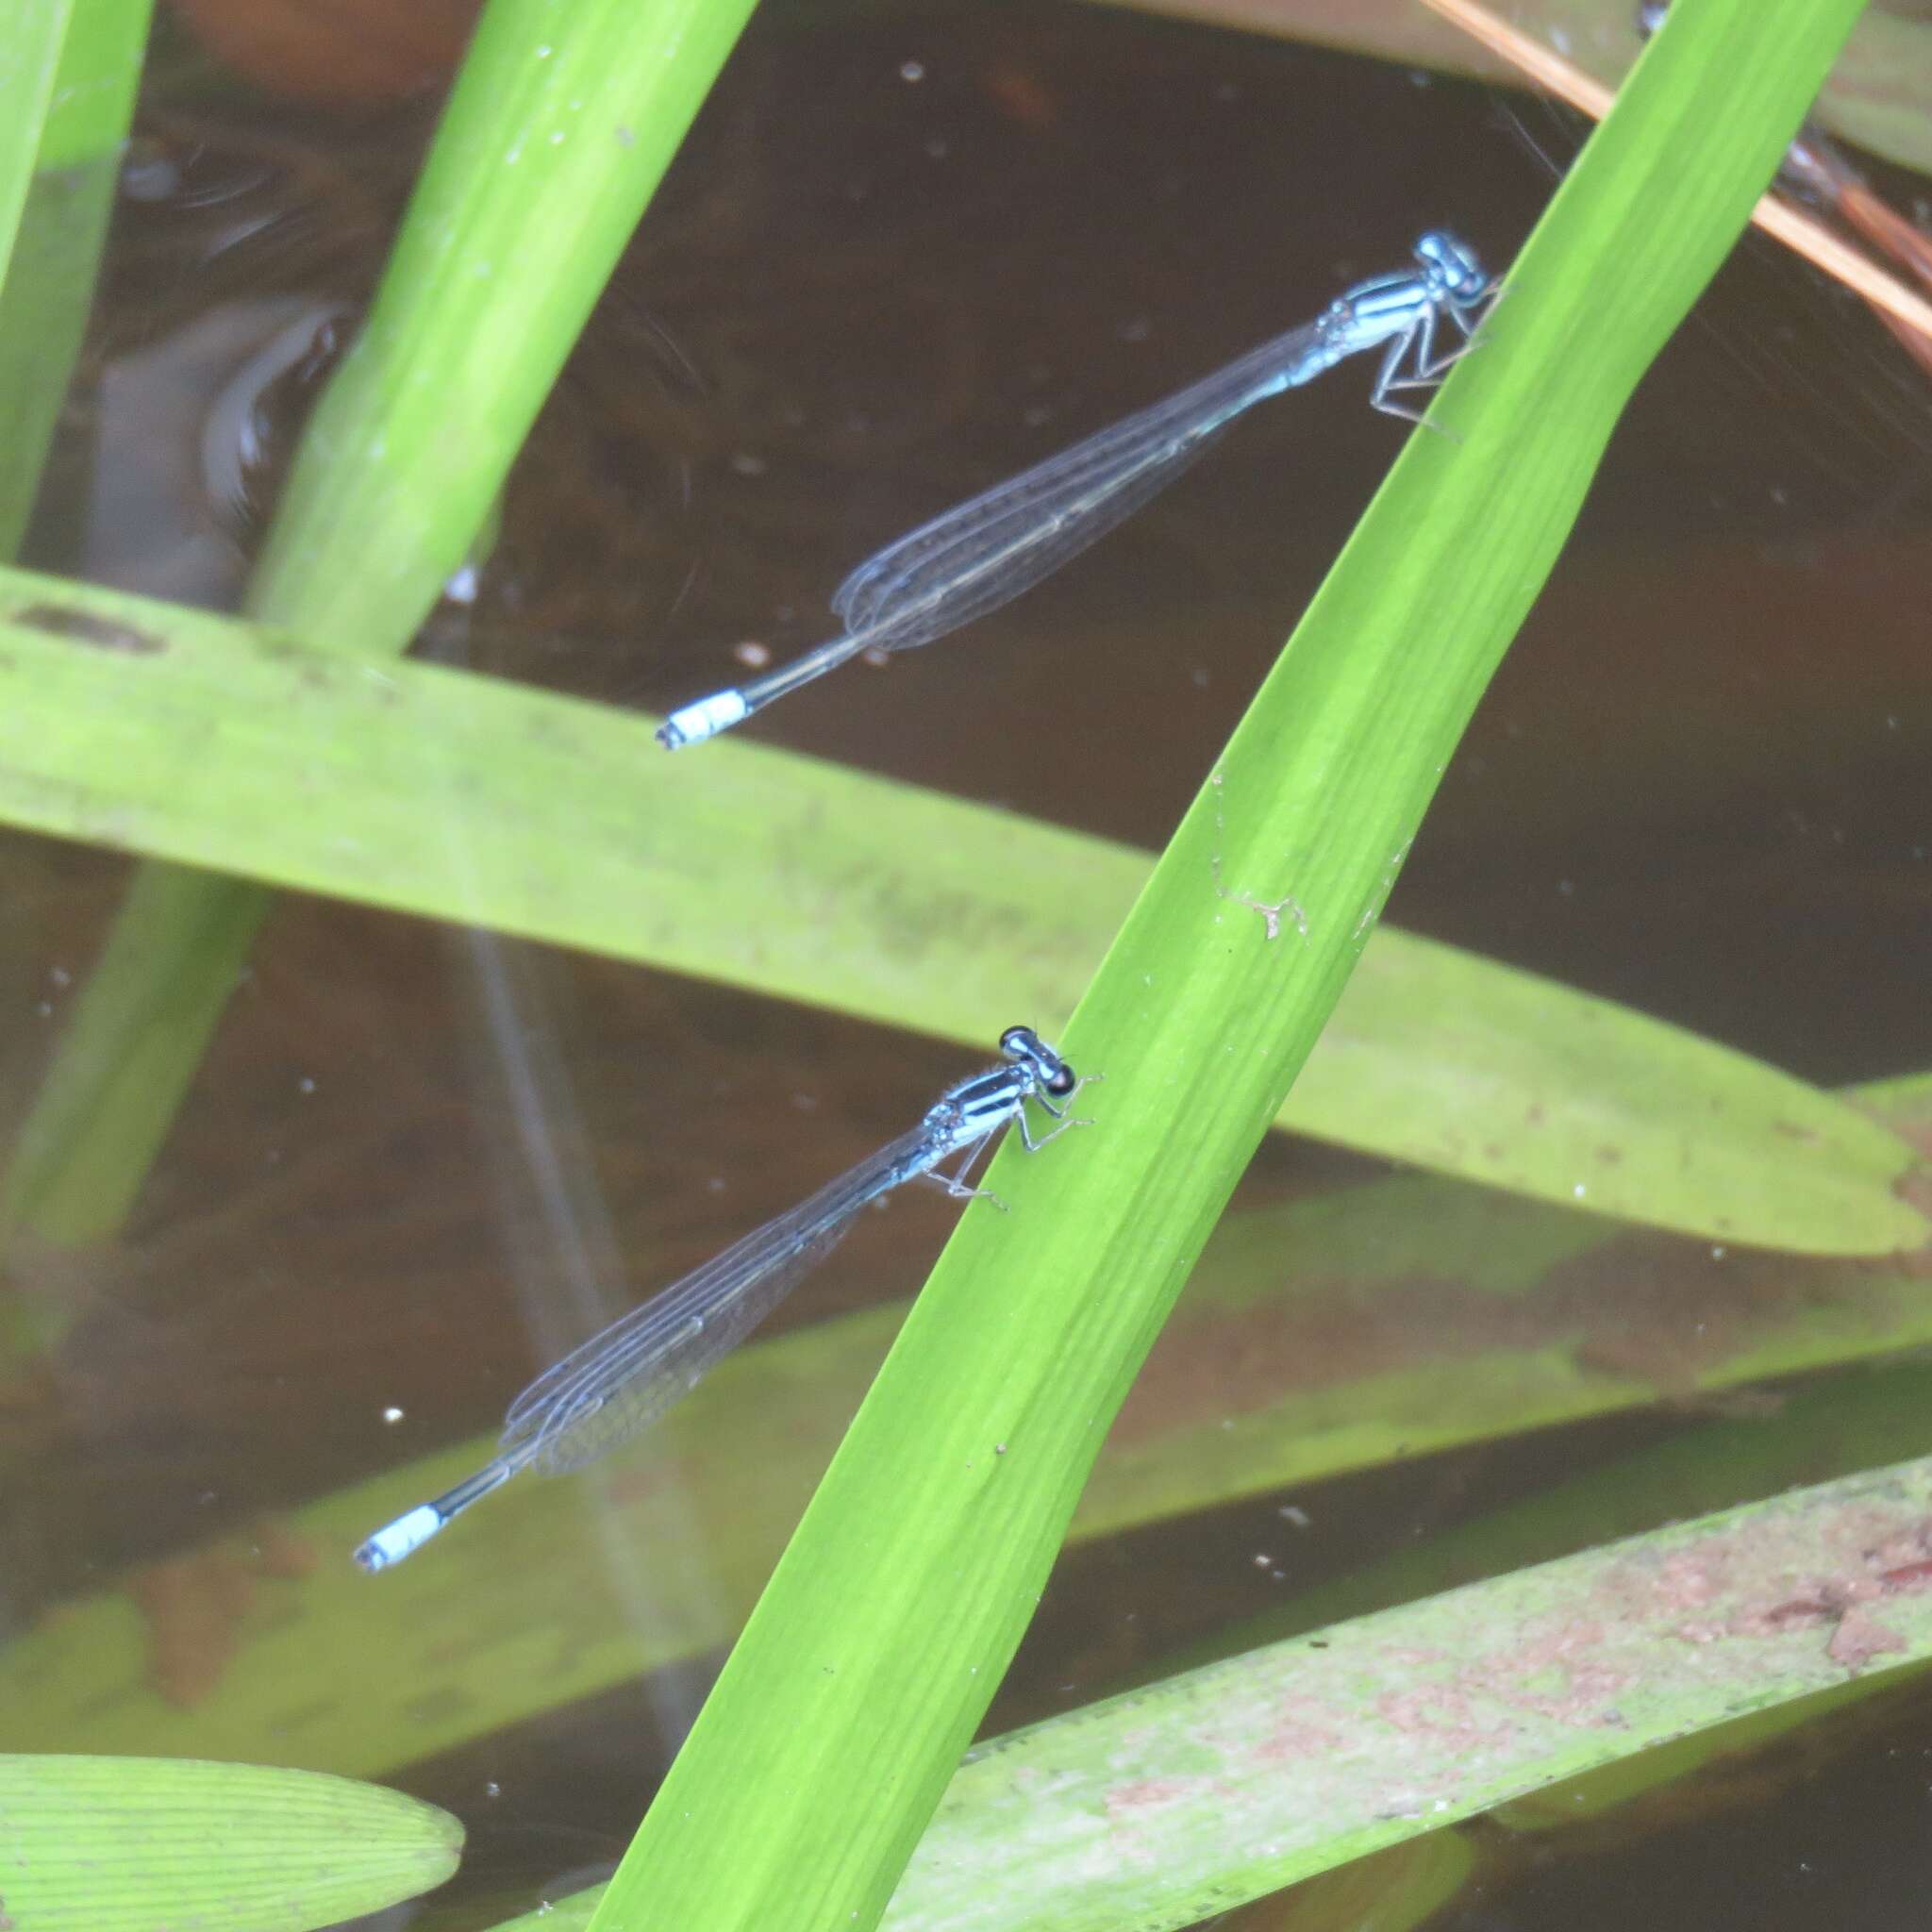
(1414, 230, 1488, 306)
(1000, 1024, 1076, 1096)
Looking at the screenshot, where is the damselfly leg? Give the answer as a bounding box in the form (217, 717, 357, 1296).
(1371, 281, 1502, 425)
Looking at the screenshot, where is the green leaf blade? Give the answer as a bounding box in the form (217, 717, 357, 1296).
(879, 1455, 1932, 1932)
(0, 1756, 460, 1932)
(595, 1, 1878, 1924)
(1305, 929, 1925, 1254)
(475, 1451, 1932, 1932)
(0, 567, 1918, 1257)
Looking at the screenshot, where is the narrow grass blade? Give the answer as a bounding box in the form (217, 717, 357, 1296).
(0, 0, 71, 275)
(0, 1754, 460, 1932)
(243, 0, 757, 648)
(592, 1, 1877, 1924)
(0, 862, 270, 1242)
(0, 0, 154, 556)
(0, 566, 1920, 1256)
(1, 0, 758, 1252)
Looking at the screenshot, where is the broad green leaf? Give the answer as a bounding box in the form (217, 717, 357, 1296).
(595, 4, 1877, 1926)
(0, 567, 1919, 1257)
(1178, 1345, 1932, 1832)
(893, 1455, 1932, 1929)
(487, 1452, 1932, 1932)
(0, 1755, 459, 1931)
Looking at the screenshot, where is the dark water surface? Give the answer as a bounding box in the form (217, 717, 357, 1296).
(6, 2, 1932, 1926)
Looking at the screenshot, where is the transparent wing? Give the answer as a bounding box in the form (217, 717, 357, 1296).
(523, 1221, 851, 1475)
(829, 313, 1339, 652)
(500, 1124, 936, 1477)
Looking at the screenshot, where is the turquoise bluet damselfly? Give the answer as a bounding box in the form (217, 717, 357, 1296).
(658, 229, 1490, 748)
(355, 1025, 1087, 1571)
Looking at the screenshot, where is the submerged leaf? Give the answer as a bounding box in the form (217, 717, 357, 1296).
(0, 1754, 460, 1931)
(0, 565, 1918, 1257)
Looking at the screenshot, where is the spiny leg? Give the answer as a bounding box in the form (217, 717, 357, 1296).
(1409, 293, 1495, 380)
(923, 1131, 1009, 1208)
(1371, 304, 1496, 432)
(1369, 317, 1437, 425)
(1418, 282, 1506, 375)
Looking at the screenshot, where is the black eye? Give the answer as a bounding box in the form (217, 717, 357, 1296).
(1000, 1024, 1035, 1058)
(1046, 1063, 1076, 1098)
